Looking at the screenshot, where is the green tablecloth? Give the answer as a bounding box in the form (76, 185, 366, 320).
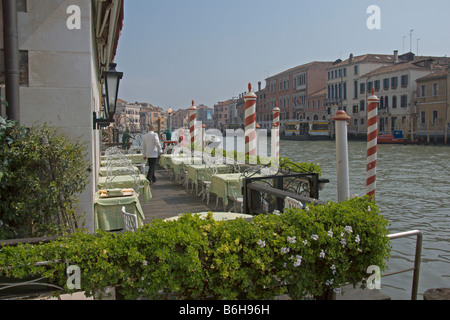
(187, 164, 229, 185)
(99, 166, 140, 177)
(100, 154, 145, 167)
(98, 174, 152, 203)
(209, 173, 245, 207)
(94, 193, 145, 231)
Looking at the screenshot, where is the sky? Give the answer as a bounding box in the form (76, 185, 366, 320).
(115, 0, 450, 111)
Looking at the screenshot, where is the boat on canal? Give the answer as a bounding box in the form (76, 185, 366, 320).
(378, 130, 418, 144)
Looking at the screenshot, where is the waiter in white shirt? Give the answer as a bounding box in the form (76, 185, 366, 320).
(142, 125, 162, 184)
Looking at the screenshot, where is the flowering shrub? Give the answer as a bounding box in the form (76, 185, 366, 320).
(0, 196, 390, 300)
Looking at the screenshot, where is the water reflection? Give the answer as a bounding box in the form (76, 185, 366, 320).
(281, 140, 450, 300)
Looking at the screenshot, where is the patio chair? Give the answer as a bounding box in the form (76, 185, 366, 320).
(284, 196, 304, 210)
(199, 164, 217, 205)
(228, 181, 244, 213)
(122, 206, 138, 232)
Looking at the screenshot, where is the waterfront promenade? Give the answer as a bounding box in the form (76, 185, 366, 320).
(141, 170, 218, 223)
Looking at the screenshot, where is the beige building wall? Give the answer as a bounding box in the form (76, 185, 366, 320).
(0, 0, 121, 233)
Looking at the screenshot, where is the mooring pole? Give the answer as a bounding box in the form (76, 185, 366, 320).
(333, 110, 351, 202)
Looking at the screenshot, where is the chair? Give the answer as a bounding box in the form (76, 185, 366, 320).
(199, 164, 217, 205)
(122, 206, 138, 232)
(228, 180, 244, 213)
(284, 196, 304, 210)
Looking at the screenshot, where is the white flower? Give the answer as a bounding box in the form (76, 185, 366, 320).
(281, 247, 290, 254)
(355, 235, 361, 244)
(257, 239, 266, 248)
(330, 264, 336, 275)
(344, 226, 353, 234)
(142, 260, 148, 266)
(368, 206, 371, 212)
(340, 238, 347, 247)
(303, 240, 308, 246)
(327, 230, 333, 238)
(287, 236, 297, 244)
(325, 279, 334, 286)
(273, 210, 281, 216)
(320, 250, 326, 258)
(305, 205, 310, 211)
(310, 234, 319, 241)
(333, 288, 343, 294)
(293, 255, 302, 267)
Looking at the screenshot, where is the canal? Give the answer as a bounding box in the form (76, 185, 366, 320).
(281, 139, 450, 300)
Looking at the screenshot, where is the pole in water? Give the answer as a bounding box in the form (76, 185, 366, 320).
(333, 110, 351, 202)
(366, 88, 379, 199)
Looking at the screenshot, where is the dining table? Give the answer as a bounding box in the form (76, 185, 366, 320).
(97, 174, 152, 203)
(98, 165, 140, 177)
(93, 191, 145, 232)
(165, 211, 253, 222)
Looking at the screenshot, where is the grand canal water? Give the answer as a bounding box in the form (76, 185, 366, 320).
(281, 139, 450, 300)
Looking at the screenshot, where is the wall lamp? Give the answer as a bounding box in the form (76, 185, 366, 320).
(93, 63, 123, 130)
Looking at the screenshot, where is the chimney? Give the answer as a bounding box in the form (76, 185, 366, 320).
(394, 50, 399, 63)
(349, 53, 354, 62)
(258, 81, 261, 91)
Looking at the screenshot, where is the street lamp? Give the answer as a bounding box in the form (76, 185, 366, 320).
(93, 63, 123, 130)
(167, 107, 173, 132)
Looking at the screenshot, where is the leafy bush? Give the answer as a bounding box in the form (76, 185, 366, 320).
(0, 117, 91, 240)
(0, 196, 391, 300)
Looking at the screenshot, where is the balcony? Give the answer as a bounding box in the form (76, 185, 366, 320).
(324, 98, 342, 106)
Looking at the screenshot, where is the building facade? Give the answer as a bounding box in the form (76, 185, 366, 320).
(259, 61, 332, 132)
(0, 0, 124, 233)
(416, 68, 450, 142)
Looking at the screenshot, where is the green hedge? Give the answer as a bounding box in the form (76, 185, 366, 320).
(0, 197, 391, 300)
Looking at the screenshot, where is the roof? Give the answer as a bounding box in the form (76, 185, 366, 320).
(360, 57, 449, 78)
(330, 53, 396, 68)
(267, 61, 333, 80)
(416, 69, 448, 82)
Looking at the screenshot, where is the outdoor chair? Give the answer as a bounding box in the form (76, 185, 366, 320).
(228, 180, 244, 213)
(284, 196, 304, 210)
(122, 206, 138, 232)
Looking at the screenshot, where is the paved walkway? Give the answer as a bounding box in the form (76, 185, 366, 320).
(141, 170, 219, 223)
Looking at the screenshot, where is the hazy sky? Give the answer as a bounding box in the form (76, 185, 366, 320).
(115, 0, 450, 110)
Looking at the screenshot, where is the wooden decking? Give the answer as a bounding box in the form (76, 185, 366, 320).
(141, 169, 219, 223)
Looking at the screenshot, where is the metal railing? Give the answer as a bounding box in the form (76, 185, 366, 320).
(384, 230, 423, 300)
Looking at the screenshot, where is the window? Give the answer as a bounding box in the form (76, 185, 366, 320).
(354, 81, 358, 99)
(401, 75, 408, 87)
(360, 83, 366, 94)
(421, 85, 426, 97)
(354, 65, 359, 75)
(401, 94, 408, 107)
(392, 95, 397, 108)
(353, 105, 358, 114)
(383, 78, 390, 90)
(391, 77, 398, 89)
(367, 82, 373, 92)
(360, 100, 365, 111)
(421, 111, 426, 124)
(432, 83, 439, 96)
(433, 111, 438, 124)
(374, 80, 380, 91)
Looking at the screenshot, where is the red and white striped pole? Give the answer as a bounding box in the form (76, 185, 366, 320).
(189, 100, 197, 146)
(272, 102, 281, 160)
(366, 88, 379, 199)
(244, 83, 257, 164)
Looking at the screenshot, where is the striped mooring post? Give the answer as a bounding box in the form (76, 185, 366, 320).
(244, 83, 257, 164)
(272, 102, 281, 160)
(366, 88, 379, 199)
(189, 100, 197, 146)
